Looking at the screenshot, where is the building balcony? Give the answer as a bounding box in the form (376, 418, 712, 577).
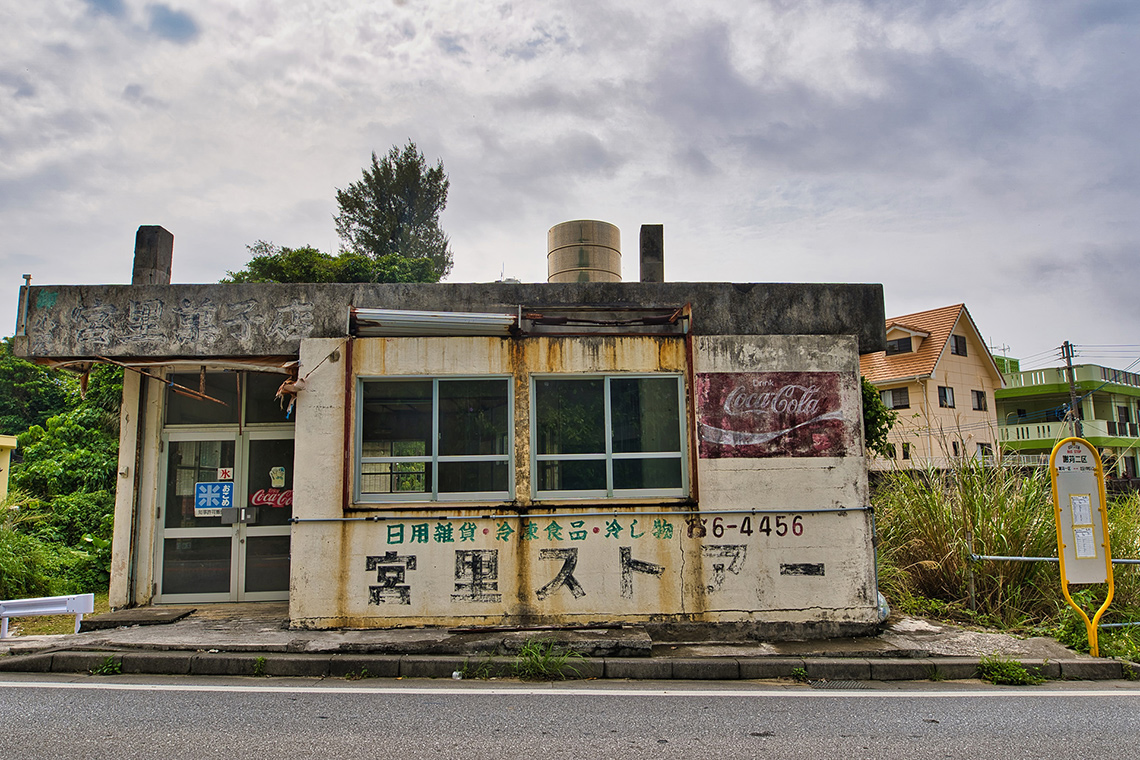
(998, 418, 1139, 447)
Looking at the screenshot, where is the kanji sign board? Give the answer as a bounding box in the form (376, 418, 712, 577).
(1049, 438, 1112, 585)
(195, 481, 234, 517)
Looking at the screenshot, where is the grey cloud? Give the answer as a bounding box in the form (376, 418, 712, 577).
(1013, 243, 1140, 324)
(146, 4, 201, 44)
(1, 72, 36, 99)
(122, 83, 166, 108)
(495, 81, 624, 121)
(447, 127, 626, 217)
(437, 34, 467, 56)
(674, 146, 716, 177)
(84, 0, 127, 18)
(650, 23, 1042, 179)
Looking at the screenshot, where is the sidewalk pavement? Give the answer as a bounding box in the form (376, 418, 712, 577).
(0, 603, 1133, 682)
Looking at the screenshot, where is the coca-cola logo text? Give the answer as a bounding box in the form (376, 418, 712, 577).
(250, 488, 293, 508)
(722, 384, 823, 418)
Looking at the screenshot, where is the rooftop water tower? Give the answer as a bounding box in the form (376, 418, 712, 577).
(547, 220, 621, 283)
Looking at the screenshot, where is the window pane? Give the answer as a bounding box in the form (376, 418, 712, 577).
(438, 380, 509, 456)
(362, 380, 433, 457)
(166, 372, 240, 425)
(162, 537, 230, 595)
(611, 377, 681, 453)
(536, 459, 605, 492)
(535, 379, 605, 454)
(360, 461, 430, 496)
(247, 438, 294, 525)
(245, 372, 293, 424)
(244, 535, 290, 593)
(165, 439, 236, 529)
(613, 457, 683, 490)
(439, 461, 509, 493)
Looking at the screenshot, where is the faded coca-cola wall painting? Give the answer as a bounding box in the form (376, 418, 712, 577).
(696, 372, 847, 458)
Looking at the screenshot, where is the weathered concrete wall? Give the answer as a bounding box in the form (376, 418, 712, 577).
(14, 281, 885, 360)
(288, 333, 877, 634)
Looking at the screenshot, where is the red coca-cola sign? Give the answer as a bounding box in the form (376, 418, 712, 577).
(696, 371, 849, 459)
(250, 488, 293, 508)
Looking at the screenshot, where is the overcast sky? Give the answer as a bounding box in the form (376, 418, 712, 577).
(3, 0, 1138, 369)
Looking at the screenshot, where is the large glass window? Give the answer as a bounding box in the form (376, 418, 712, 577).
(533, 375, 686, 498)
(357, 378, 511, 502)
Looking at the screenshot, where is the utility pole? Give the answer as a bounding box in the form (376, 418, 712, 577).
(1062, 341, 1083, 437)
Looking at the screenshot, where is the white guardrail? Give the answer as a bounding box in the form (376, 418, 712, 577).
(0, 593, 95, 638)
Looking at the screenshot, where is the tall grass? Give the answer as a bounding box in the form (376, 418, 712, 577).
(873, 456, 1138, 629)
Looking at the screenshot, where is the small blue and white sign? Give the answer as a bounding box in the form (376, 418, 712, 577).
(195, 481, 234, 517)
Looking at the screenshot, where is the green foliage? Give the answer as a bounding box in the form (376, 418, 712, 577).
(91, 656, 122, 676)
(876, 463, 1140, 657)
(0, 353, 122, 597)
(0, 500, 57, 598)
(0, 338, 73, 435)
(15, 408, 119, 497)
(344, 668, 373, 681)
(252, 656, 267, 677)
(334, 141, 453, 281)
(875, 458, 1057, 627)
(791, 667, 809, 683)
(861, 376, 897, 458)
(224, 242, 436, 284)
(459, 654, 497, 680)
(511, 638, 584, 681)
(976, 653, 1044, 685)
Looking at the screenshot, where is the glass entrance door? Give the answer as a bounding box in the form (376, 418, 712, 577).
(156, 432, 293, 602)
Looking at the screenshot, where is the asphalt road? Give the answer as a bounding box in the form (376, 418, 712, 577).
(3, 674, 1140, 759)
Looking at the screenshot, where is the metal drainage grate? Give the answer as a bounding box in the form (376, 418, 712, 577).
(809, 679, 870, 690)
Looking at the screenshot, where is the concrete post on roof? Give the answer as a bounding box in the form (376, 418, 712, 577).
(131, 226, 174, 286)
(640, 224, 664, 283)
(110, 225, 172, 610)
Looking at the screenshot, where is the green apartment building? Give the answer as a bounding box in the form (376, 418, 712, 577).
(997, 361, 1140, 479)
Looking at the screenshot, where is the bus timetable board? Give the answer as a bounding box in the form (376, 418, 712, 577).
(1049, 437, 1112, 585)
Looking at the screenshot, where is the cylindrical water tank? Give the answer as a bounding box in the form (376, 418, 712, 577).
(547, 220, 621, 283)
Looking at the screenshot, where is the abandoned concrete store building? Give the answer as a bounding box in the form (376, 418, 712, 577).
(14, 223, 887, 637)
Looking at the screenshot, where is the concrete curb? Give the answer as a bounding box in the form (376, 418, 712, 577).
(2, 650, 1136, 682)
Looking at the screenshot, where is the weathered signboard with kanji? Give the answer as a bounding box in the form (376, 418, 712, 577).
(322, 509, 872, 626)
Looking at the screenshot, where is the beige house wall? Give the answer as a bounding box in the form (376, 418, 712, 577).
(870, 315, 1002, 470)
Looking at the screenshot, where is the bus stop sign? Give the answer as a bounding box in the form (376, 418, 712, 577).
(1049, 437, 1112, 585)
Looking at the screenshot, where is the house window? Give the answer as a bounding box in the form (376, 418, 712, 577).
(977, 442, 993, 457)
(885, 337, 912, 356)
(884, 443, 897, 459)
(357, 378, 511, 502)
(971, 390, 987, 411)
(901, 442, 911, 460)
(880, 387, 910, 410)
(533, 375, 686, 498)
(938, 386, 955, 408)
(950, 335, 967, 356)
(952, 440, 960, 457)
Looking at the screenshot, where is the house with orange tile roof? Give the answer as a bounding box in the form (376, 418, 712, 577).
(860, 304, 1003, 468)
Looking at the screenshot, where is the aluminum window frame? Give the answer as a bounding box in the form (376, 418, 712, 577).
(355, 375, 514, 504)
(530, 373, 688, 500)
